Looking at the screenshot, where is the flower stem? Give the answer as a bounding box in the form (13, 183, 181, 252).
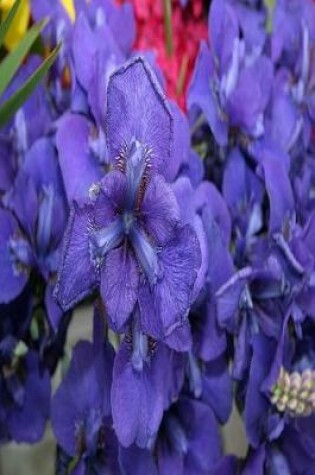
(176, 54, 189, 97)
(163, 0, 173, 57)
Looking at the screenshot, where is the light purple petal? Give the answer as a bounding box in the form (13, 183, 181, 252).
(209, 0, 239, 74)
(56, 114, 102, 203)
(106, 57, 173, 173)
(188, 42, 228, 146)
(54, 201, 98, 311)
(101, 246, 139, 332)
(111, 340, 165, 448)
(164, 101, 190, 182)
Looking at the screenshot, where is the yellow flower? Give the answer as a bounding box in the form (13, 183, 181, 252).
(0, 0, 30, 51)
(61, 0, 75, 23)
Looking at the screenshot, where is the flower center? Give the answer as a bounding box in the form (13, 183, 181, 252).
(90, 139, 159, 283)
(270, 366, 315, 417)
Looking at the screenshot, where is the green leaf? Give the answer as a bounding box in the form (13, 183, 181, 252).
(0, 0, 22, 49)
(0, 43, 60, 128)
(0, 17, 48, 98)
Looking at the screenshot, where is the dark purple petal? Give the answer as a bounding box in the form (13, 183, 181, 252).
(8, 352, 50, 443)
(244, 334, 277, 448)
(94, 171, 127, 228)
(45, 284, 63, 331)
(202, 355, 232, 423)
(8, 171, 38, 240)
(211, 455, 239, 475)
(158, 439, 184, 475)
(106, 57, 173, 173)
(119, 445, 158, 475)
(178, 397, 222, 472)
(0, 209, 28, 303)
(51, 340, 114, 456)
(141, 175, 179, 245)
(139, 225, 200, 341)
(192, 300, 227, 362)
(242, 446, 266, 475)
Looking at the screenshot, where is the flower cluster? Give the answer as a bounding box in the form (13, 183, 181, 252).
(189, 0, 315, 472)
(1, 0, 315, 473)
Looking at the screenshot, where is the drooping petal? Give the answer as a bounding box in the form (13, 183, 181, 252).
(106, 57, 173, 173)
(111, 339, 165, 448)
(141, 175, 180, 245)
(54, 201, 98, 311)
(101, 246, 139, 332)
(139, 225, 200, 340)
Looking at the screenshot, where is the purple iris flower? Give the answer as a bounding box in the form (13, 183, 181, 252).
(174, 181, 234, 424)
(188, 0, 273, 146)
(31, 0, 76, 114)
(73, 0, 135, 58)
(0, 137, 68, 328)
(0, 290, 50, 443)
(156, 396, 222, 475)
(119, 397, 223, 474)
(236, 317, 315, 475)
(111, 309, 183, 448)
(51, 307, 118, 473)
(55, 57, 201, 343)
(0, 57, 51, 197)
(242, 428, 315, 475)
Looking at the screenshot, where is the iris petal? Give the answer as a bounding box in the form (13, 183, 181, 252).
(130, 225, 158, 286)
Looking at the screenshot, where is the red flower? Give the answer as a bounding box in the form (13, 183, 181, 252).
(118, 0, 207, 110)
